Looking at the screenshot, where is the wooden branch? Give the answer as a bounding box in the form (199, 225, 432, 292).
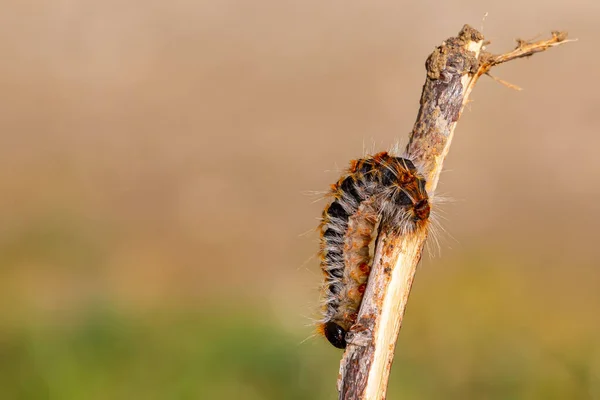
(337, 25, 571, 400)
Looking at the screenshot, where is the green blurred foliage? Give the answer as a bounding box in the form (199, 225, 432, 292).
(0, 309, 337, 400)
(0, 305, 597, 399)
(0, 216, 598, 399)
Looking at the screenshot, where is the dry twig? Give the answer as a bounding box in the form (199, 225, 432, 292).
(337, 25, 572, 400)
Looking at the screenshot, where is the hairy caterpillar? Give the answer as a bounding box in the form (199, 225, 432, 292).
(317, 151, 431, 349)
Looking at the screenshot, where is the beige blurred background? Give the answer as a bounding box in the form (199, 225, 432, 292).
(0, 0, 598, 398)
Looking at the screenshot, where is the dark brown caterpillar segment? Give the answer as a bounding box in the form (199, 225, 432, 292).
(318, 152, 430, 349)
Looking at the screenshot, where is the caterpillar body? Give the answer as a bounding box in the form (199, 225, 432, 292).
(318, 151, 431, 349)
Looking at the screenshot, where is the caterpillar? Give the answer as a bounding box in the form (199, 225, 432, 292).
(317, 151, 431, 349)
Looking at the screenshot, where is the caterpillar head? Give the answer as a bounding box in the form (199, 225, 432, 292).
(323, 321, 347, 349)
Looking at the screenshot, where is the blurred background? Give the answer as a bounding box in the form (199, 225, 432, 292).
(0, 0, 598, 399)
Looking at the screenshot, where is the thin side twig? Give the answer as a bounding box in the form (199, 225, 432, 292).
(337, 25, 571, 400)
